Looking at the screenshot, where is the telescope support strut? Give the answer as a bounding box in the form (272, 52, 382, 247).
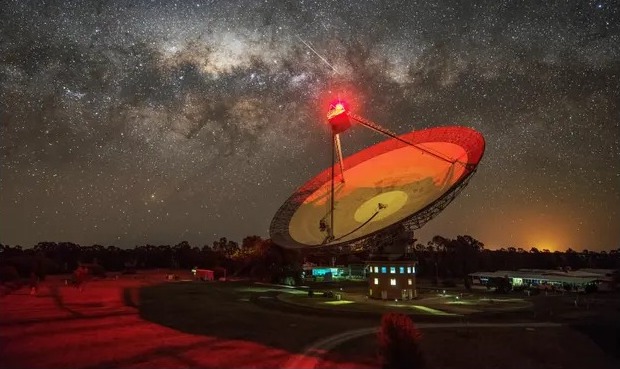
(347, 112, 455, 165)
(329, 133, 336, 240)
(335, 134, 345, 183)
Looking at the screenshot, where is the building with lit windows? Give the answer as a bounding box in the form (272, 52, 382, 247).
(301, 262, 368, 281)
(367, 257, 417, 300)
(468, 268, 618, 292)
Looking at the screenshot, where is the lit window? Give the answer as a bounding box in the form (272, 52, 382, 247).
(390, 279, 396, 286)
(381, 266, 387, 273)
(408, 279, 412, 285)
(390, 267, 396, 273)
(369, 289, 372, 295)
(374, 266, 379, 273)
(399, 267, 405, 273)
(412, 266, 416, 274)
(374, 278, 379, 285)
(407, 267, 411, 273)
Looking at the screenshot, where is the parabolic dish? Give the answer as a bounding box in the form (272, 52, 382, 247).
(270, 126, 485, 249)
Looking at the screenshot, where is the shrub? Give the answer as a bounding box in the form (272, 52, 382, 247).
(464, 277, 472, 291)
(489, 277, 512, 293)
(584, 284, 598, 294)
(377, 313, 425, 369)
(213, 267, 227, 280)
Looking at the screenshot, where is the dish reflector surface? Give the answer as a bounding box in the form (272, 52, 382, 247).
(270, 126, 485, 249)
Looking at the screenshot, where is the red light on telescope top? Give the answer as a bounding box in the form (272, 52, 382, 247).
(327, 102, 347, 119)
(327, 100, 351, 134)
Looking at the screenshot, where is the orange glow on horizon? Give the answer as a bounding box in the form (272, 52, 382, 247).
(483, 242, 560, 252)
(458, 206, 585, 252)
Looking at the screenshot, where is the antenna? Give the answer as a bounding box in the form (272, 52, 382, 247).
(270, 102, 485, 252)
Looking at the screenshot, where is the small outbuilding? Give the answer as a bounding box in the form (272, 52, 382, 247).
(192, 268, 214, 281)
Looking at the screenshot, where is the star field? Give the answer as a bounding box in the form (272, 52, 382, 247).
(1, 0, 619, 251)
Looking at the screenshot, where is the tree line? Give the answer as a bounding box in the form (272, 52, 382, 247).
(0, 236, 301, 284)
(411, 235, 619, 284)
(1, 234, 618, 284)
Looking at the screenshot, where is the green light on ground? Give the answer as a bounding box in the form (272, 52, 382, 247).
(385, 303, 457, 315)
(409, 305, 458, 316)
(236, 287, 307, 295)
(480, 298, 524, 303)
(236, 287, 277, 293)
(323, 300, 355, 305)
(281, 290, 308, 295)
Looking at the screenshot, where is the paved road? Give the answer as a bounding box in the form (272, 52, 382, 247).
(283, 322, 563, 369)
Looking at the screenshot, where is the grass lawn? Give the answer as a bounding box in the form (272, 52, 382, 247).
(138, 281, 375, 352)
(279, 292, 462, 316)
(278, 290, 533, 317)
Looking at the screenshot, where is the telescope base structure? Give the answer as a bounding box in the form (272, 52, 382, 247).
(366, 256, 417, 300)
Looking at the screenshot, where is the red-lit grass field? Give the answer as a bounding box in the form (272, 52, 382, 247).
(0, 273, 375, 369)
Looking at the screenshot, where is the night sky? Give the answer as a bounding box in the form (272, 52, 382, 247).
(1, 0, 618, 251)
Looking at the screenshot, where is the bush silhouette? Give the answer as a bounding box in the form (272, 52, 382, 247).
(377, 313, 425, 369)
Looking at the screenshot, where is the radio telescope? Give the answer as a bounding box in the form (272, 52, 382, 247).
(270, 101, 485, 253)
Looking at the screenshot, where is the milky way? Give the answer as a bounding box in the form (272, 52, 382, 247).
(1, 0, 619, 251)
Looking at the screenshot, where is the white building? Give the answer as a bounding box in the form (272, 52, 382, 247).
(469, 268, 617, 292)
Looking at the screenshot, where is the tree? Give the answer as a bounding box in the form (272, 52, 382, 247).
(488, 276, 512, 293)
(377, 313, 425, 369)
(213, 237, 239, 259)
(457, 235, 485, 252)
(454, 235, 484, 276)
(32, 252, 47, 281)
(425, 240, 439, 284)
(173, 241, 196, 268)
(431, 236, 450, 252)
(237, 235, 263, 259)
